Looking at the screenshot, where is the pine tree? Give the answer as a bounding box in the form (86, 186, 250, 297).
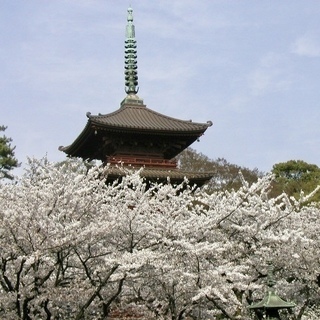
(0, 125, 19, 180)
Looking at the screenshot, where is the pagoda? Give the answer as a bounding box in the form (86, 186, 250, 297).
(59, 7, 213, 186)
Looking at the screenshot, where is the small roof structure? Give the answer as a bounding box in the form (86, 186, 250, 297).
(249, 289, 296, 310)
(249, 262, 295, 319)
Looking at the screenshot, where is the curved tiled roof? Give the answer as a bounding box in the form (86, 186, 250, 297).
(88, 104, 212, 133)
(59, 97, 212, 160)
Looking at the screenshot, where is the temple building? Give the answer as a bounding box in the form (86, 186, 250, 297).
(59, 7, 213, 186)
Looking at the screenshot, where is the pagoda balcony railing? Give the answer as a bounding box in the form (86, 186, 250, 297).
(107, 156, 177, 168)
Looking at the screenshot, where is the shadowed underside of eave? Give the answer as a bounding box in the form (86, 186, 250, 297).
(59, 117, 210, 161)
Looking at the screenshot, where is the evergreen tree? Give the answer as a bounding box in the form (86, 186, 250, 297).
(270, 160, 320, 203)
(0, 125, 19, 180)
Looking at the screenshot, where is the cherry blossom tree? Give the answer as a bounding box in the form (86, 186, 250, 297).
(0, 159, 157, 319)
(1, 158, 320, 319)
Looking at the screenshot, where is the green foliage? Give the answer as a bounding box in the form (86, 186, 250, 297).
(271, 160, 320, 203)
(176, 147, 262, 192)
(0, 125, 19, 180)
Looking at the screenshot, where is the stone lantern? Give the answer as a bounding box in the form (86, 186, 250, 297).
(249, 262, 295, 319)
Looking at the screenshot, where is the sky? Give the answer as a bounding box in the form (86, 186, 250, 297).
(1, 0, 320, 174)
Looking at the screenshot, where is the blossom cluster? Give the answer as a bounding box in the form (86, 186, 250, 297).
(0, 158, 319, 319)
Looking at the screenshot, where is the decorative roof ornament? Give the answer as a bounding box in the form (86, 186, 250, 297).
(266, 260, 277, 288)
(249, 261, 295, 319)
(125, 7, 139, 95)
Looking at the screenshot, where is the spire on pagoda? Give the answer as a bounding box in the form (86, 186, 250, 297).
(125, 7, 139, 95)
(121, 7, 144, 107)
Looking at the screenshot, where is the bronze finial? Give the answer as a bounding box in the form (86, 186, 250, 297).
(124, 6, 139, 95)
(266, 260, 277, 288)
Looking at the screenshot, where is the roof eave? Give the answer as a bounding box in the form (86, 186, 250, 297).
(59, 120, 94, 158)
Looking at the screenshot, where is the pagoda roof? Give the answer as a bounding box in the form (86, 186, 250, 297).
(59, 96, 212, 159)
(88, 97, 212, 134)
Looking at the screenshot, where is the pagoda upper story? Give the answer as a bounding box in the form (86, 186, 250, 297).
(59, 7, 213, 185)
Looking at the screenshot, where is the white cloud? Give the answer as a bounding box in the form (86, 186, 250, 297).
(292, 35, 320, 57)
(226, 95, 250, 112)
(248, 53, 292, 96)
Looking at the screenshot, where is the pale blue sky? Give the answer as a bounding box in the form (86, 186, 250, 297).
(1, 1, 320, 173)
